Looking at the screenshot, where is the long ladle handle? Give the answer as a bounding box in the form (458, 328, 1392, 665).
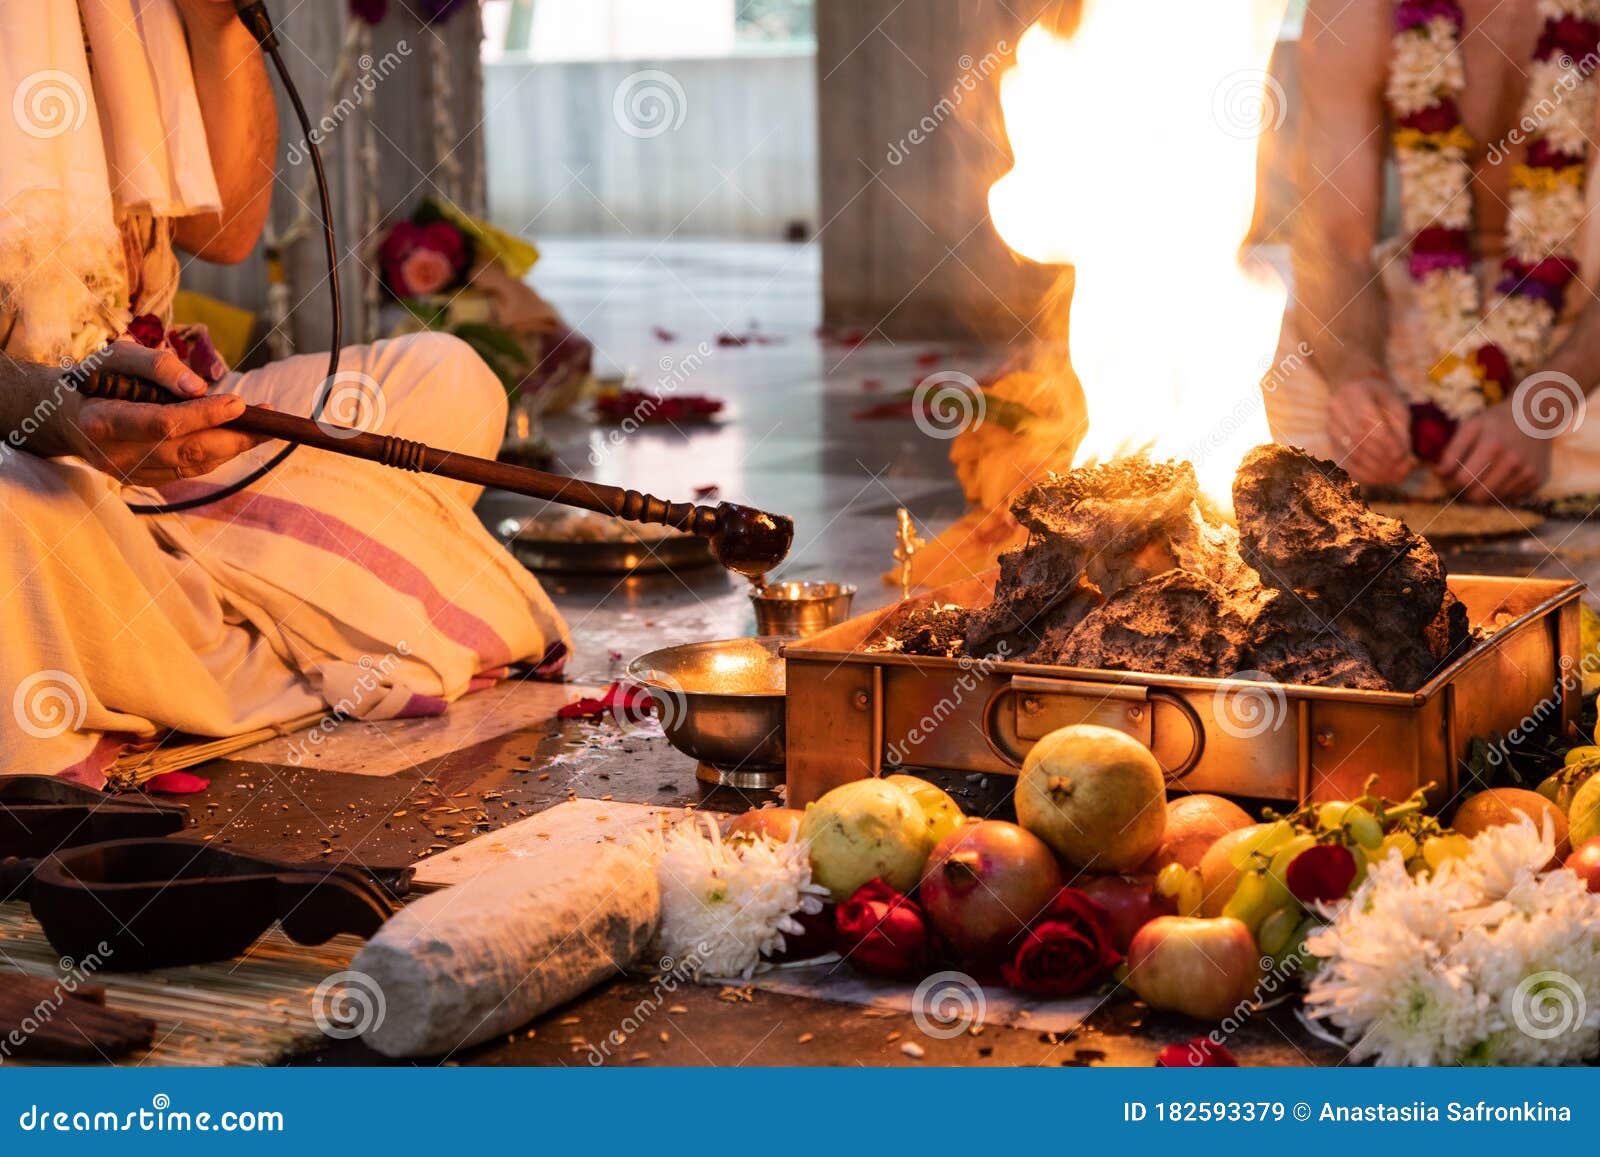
(76, 370, 722, 535)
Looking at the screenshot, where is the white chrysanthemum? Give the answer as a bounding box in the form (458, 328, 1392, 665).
(1397, 148, 1473, 231)
(1306, 817, 1600, 1066)
(650, 815, 828, 981)
(1507, 183, 1586, 261)
(1480, 293, 1558, 369)
(1387, 20, 1466, 116)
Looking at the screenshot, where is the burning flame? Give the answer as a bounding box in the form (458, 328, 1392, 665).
(988, 0, 1290, 505)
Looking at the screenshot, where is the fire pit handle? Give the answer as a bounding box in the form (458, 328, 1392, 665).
(979, 680, 1204, 783)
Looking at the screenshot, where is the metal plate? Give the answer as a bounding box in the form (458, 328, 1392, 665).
(506, 532, 715, 575)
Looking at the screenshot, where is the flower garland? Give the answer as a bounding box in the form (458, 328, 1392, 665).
(1388, 0, 1600, 456)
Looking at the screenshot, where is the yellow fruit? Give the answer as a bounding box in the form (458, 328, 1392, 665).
(884, 774, 966, 847)
(1015, 724, 1166, 872)
(1453, 788, 1569, 859)
(1198, 823, 1275, 917)
(1142, 794, 1254, 872)
(1572, 774, 1600, 849)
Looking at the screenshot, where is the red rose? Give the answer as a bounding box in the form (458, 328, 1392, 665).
(1506, 255, 1581, 289)
(1397, 98, 1460, 134)
(1472, 342, 1511, 388)
(1156, 1038, 1239, 1067)
(1535, 15, 1600, 64)
(1529, 140, 1584, 169)
(835, 878, 928, 978)
(379, 220, 468, 297)
(1411, 226, 1470, 256)
(125, 313, 165, 349)
(1285, 843, 1358, 904)
(1409, 401, 1458, 464)
(1000, 887, 1121, 996)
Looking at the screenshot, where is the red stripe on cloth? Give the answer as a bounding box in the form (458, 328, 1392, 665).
(164, 484, 512, 664)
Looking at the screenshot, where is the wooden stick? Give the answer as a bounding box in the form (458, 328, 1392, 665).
(80, 370, 721, 534)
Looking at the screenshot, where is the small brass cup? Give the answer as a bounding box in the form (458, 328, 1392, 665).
(750, 581, 857, 638)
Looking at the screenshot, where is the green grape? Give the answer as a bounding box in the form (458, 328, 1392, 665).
(1154, 861, 1188, 899)
(1222, 869, 1279, 934)
(1281, 914, 1325, 976)
(1422, 832, 1471, 871)
(1176, 869, 1203, 917)
(1227, 820, 1295, 870)
(1316, 800, 1382, 848)
(1256, 904, 1302, 958)
(1380, 830, 1418, 865)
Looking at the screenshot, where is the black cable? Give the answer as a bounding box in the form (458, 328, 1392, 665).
(127, 1, 342, 515)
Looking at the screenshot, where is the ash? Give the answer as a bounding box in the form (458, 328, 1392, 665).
(872, 445, 1472, 692)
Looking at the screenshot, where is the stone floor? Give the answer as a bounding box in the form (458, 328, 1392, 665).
(163, 238, 1597, 1068)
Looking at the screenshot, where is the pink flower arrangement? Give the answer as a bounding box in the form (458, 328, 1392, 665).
(378, 220, 470, 298)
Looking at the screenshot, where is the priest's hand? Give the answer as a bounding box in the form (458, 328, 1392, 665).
(61, 341, 267, 486)
(1433, 402, 1553, 503)
(1327, 376, 1413, 486)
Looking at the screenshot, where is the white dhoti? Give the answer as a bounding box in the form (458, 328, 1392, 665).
(1, 333, 569, 783)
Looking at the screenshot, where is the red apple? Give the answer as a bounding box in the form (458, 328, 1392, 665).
(1566, 837, 1600, 893)
(1125, 916, 1262, 1022)
(1077, 874, 1176, 953)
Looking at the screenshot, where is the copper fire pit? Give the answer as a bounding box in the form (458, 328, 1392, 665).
(782, 572, 1583, 807)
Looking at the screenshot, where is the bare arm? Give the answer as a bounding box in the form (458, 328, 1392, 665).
(0, 347, 264, 484)
(1291, 1, 1413, 482)
(171, 2, 277, 265)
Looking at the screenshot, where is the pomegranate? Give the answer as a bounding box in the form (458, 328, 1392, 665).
(919, 820, 1062, 964)
(1076, 874, 1176, 953)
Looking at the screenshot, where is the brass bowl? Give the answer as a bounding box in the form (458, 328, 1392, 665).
(750, 580, 857, 638)
(627, 637, 792, 789)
